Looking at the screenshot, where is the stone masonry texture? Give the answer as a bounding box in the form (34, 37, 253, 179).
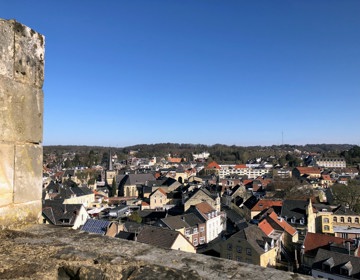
(0, 18, 44, 229)
(0, 225, 314, 280)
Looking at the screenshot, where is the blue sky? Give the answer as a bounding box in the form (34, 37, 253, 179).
(2, 1, 360, 147)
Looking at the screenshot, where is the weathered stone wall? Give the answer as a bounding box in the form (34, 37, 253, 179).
(0, 19, 44, 229)
(0, 224, 313, 280)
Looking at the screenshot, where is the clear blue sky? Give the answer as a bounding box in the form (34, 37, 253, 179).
(3, 1, 360, 147)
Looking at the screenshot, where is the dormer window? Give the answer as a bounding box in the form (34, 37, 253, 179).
(300, 218, 305, 225)
(340, 261, 353, 276)
(322, 257, 334, 272)
(291, 217, 296, 224)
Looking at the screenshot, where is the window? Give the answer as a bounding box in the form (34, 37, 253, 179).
(236, 256, 242, 262)
(237, 246, 242, 253)
(324, 225, 330, 231)
(348, 217, 352, 223)
(193, 228, 198, 234)
(193, 238, 198, 246)
(227, 243, 233, 251)
(341, 217, 345, 223)
(323, 218, 329, 223)
(355, 218, 359, 223)
(185, 229, 191, 236)
(227, 254, 232, 260)
(199, 237, 205, 244)
(246, 248, 252, 256)
(200, 226, 204, 232)
(333, 217, 337, 222)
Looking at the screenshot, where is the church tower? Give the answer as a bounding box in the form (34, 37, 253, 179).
(106, 150, 116, 186)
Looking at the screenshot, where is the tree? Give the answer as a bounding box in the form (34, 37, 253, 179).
(110, 178, 117, 197)
(331, 180, 360, 213)
(128, 211, 142, 223)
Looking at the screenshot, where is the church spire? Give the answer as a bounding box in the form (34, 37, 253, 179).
(109, 150, 113, 171)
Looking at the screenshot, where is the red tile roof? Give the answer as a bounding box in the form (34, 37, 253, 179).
(234, 164, 247, 169)
(251, 200, 283, 212)
(195, 201, 215, 216)
(295, 167, 321, 175)
(268, 211, 297, 236)
(206, 161, 221, 170)
(303, 232, 348, 254)
(258, 219, 274, 236)
(168, 157, 182, 163)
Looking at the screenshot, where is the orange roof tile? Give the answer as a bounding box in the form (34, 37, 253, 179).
(142, 201, 150, 206)
(296, 167, 321, 175)
(251, 200, 283, 212)
(268, 211, 297, 236)
(195, 201, 215, 215)
(303, 232, 348, 254)
(258, 219, 274, 236)
(234, 164, 247, 169)
(168, 157, 182, 163)
(206, 161, 221, 170)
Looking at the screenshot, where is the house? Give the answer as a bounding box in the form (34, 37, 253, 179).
(108, 205, 131, 218)
(159, 213, 206, 247)
(204, 161, 221, 175)
(280, 199, 316, 240)
(187, 201, 225, 243)
(330, 205, 360, 237)
(292, 167, 321, 179)
(183, 187, 220, 212)
(43, 180, 95, 207)
(81, 219, 120, 237)
(117, 173, 156, 197)
(220, 225, 277, 267)
(135, 226, 196, 253)
(42, 200, 89, 229)
(301, 232, 354, 269)
(312, 248, 360, 279)
(315, 158, 346, 168)
(149, 188, 168, 210)
(258, 210, 298, 252)
(249, 199, 283, 220)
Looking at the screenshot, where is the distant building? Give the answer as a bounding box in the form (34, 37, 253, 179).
(316, 158, 346, 168)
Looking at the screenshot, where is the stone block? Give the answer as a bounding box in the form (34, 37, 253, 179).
(13, 20, 45, 88)
(0, 143, 15, 207)
(14, 144, 42, 204)
(0, 76, 43, 143)
(0, 200, 42, 229)
(0, 19, 15, 79)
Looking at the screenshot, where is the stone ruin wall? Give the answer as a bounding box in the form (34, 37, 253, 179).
(0, 19, 44, 229)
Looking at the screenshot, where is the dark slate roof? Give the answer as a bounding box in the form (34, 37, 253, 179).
(312, 248, 360, 278)
(136, 226, 183, 249)
(138, 210, 167, 220)
(161, 213, 203, 230)
(161, 215, 188, 230)
(81, 219, 111, 235)
(281, 199, 309, 221)
(161, 177, 178, 187)
(229, 225, 271, 255)
(333, 205, 357, 215)
(224, 208, 245, 225)
(42, 200, 83, 227)
(243, 195, 259, 210)
(115, 231, 135, 240)
(127, 174, 156, 185)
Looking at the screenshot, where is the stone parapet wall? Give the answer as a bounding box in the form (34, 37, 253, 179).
(0, 225, 313, 280)
(0, 19, 44, 229)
